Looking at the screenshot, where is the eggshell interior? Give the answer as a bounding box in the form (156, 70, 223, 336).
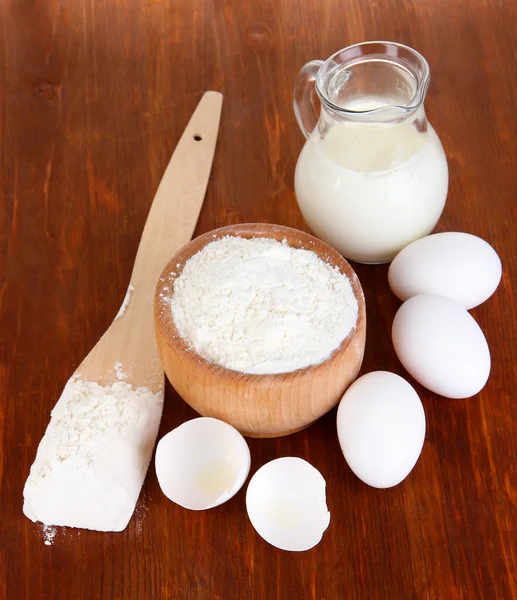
(246, 457, 330, 552)
(155, 417, 251, 510)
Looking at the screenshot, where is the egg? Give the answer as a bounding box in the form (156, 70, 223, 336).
(388, 232, 502, 309)
(245, 457, 330, 552)
(337, 372, 425, 488)
(155, 417, 250, 510)
(392, 294, 491, 398)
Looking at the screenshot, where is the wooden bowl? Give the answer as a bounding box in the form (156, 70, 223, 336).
(154, 224, 366, 438)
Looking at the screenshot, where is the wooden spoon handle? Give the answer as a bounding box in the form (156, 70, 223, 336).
(130, 91, 223, 291)
(76, 92, 222, 387)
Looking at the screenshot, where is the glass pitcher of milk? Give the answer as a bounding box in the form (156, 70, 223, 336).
(294, 41, 448, 264)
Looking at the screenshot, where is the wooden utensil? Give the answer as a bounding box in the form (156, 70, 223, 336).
(155, 223, 366, 438)
(23, 92, 222, 533)
(78, 91, 222, 391)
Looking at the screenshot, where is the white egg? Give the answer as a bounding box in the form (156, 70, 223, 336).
(337, 372, 425, 489)
(388, 232, 502, 309)
(392, 294, 491, 398)
(245, 457, 330, 552)
(155, 417, 250, 510)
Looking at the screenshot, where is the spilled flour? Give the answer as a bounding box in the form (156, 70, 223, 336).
(42, 524, 56, 546)
(115, 285, 135, 319)
(133, 495, 150, 534)
(115, 361, 128, 381)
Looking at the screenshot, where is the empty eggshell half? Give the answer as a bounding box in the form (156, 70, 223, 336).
(246, 457, 330, 552)
(155, 417, 251, 510)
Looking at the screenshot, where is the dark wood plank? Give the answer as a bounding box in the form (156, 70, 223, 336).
(1, 0, 516, 598)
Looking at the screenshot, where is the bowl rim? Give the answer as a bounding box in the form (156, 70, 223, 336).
(154, 223, 366, 382)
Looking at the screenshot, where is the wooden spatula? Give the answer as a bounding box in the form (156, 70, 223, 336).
(23, 92, 223, 532)
(78, 91, 223, 391)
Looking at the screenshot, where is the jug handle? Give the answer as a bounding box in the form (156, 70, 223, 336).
(293, 60, 324, 139)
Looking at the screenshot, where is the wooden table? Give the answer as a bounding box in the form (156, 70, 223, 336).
(1, 0, 516, 598)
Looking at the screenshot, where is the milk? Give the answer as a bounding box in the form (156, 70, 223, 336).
(294, 119, 449, 263)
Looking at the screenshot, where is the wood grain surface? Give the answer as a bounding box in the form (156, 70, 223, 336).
(1, 0, 516, 598)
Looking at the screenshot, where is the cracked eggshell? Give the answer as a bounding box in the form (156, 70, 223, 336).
(388, 232, 502, 309)
(155, 417, 251, 510)
(337, 371, 426, 488)
(245, 457, 330, 552)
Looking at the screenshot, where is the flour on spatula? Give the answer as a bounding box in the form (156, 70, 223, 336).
(23, 370, 163, 532)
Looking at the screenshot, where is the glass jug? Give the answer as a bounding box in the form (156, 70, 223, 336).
(294, 41, 448, 264)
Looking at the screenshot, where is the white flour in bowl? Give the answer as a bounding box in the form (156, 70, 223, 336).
(170, 236, 359, 374)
